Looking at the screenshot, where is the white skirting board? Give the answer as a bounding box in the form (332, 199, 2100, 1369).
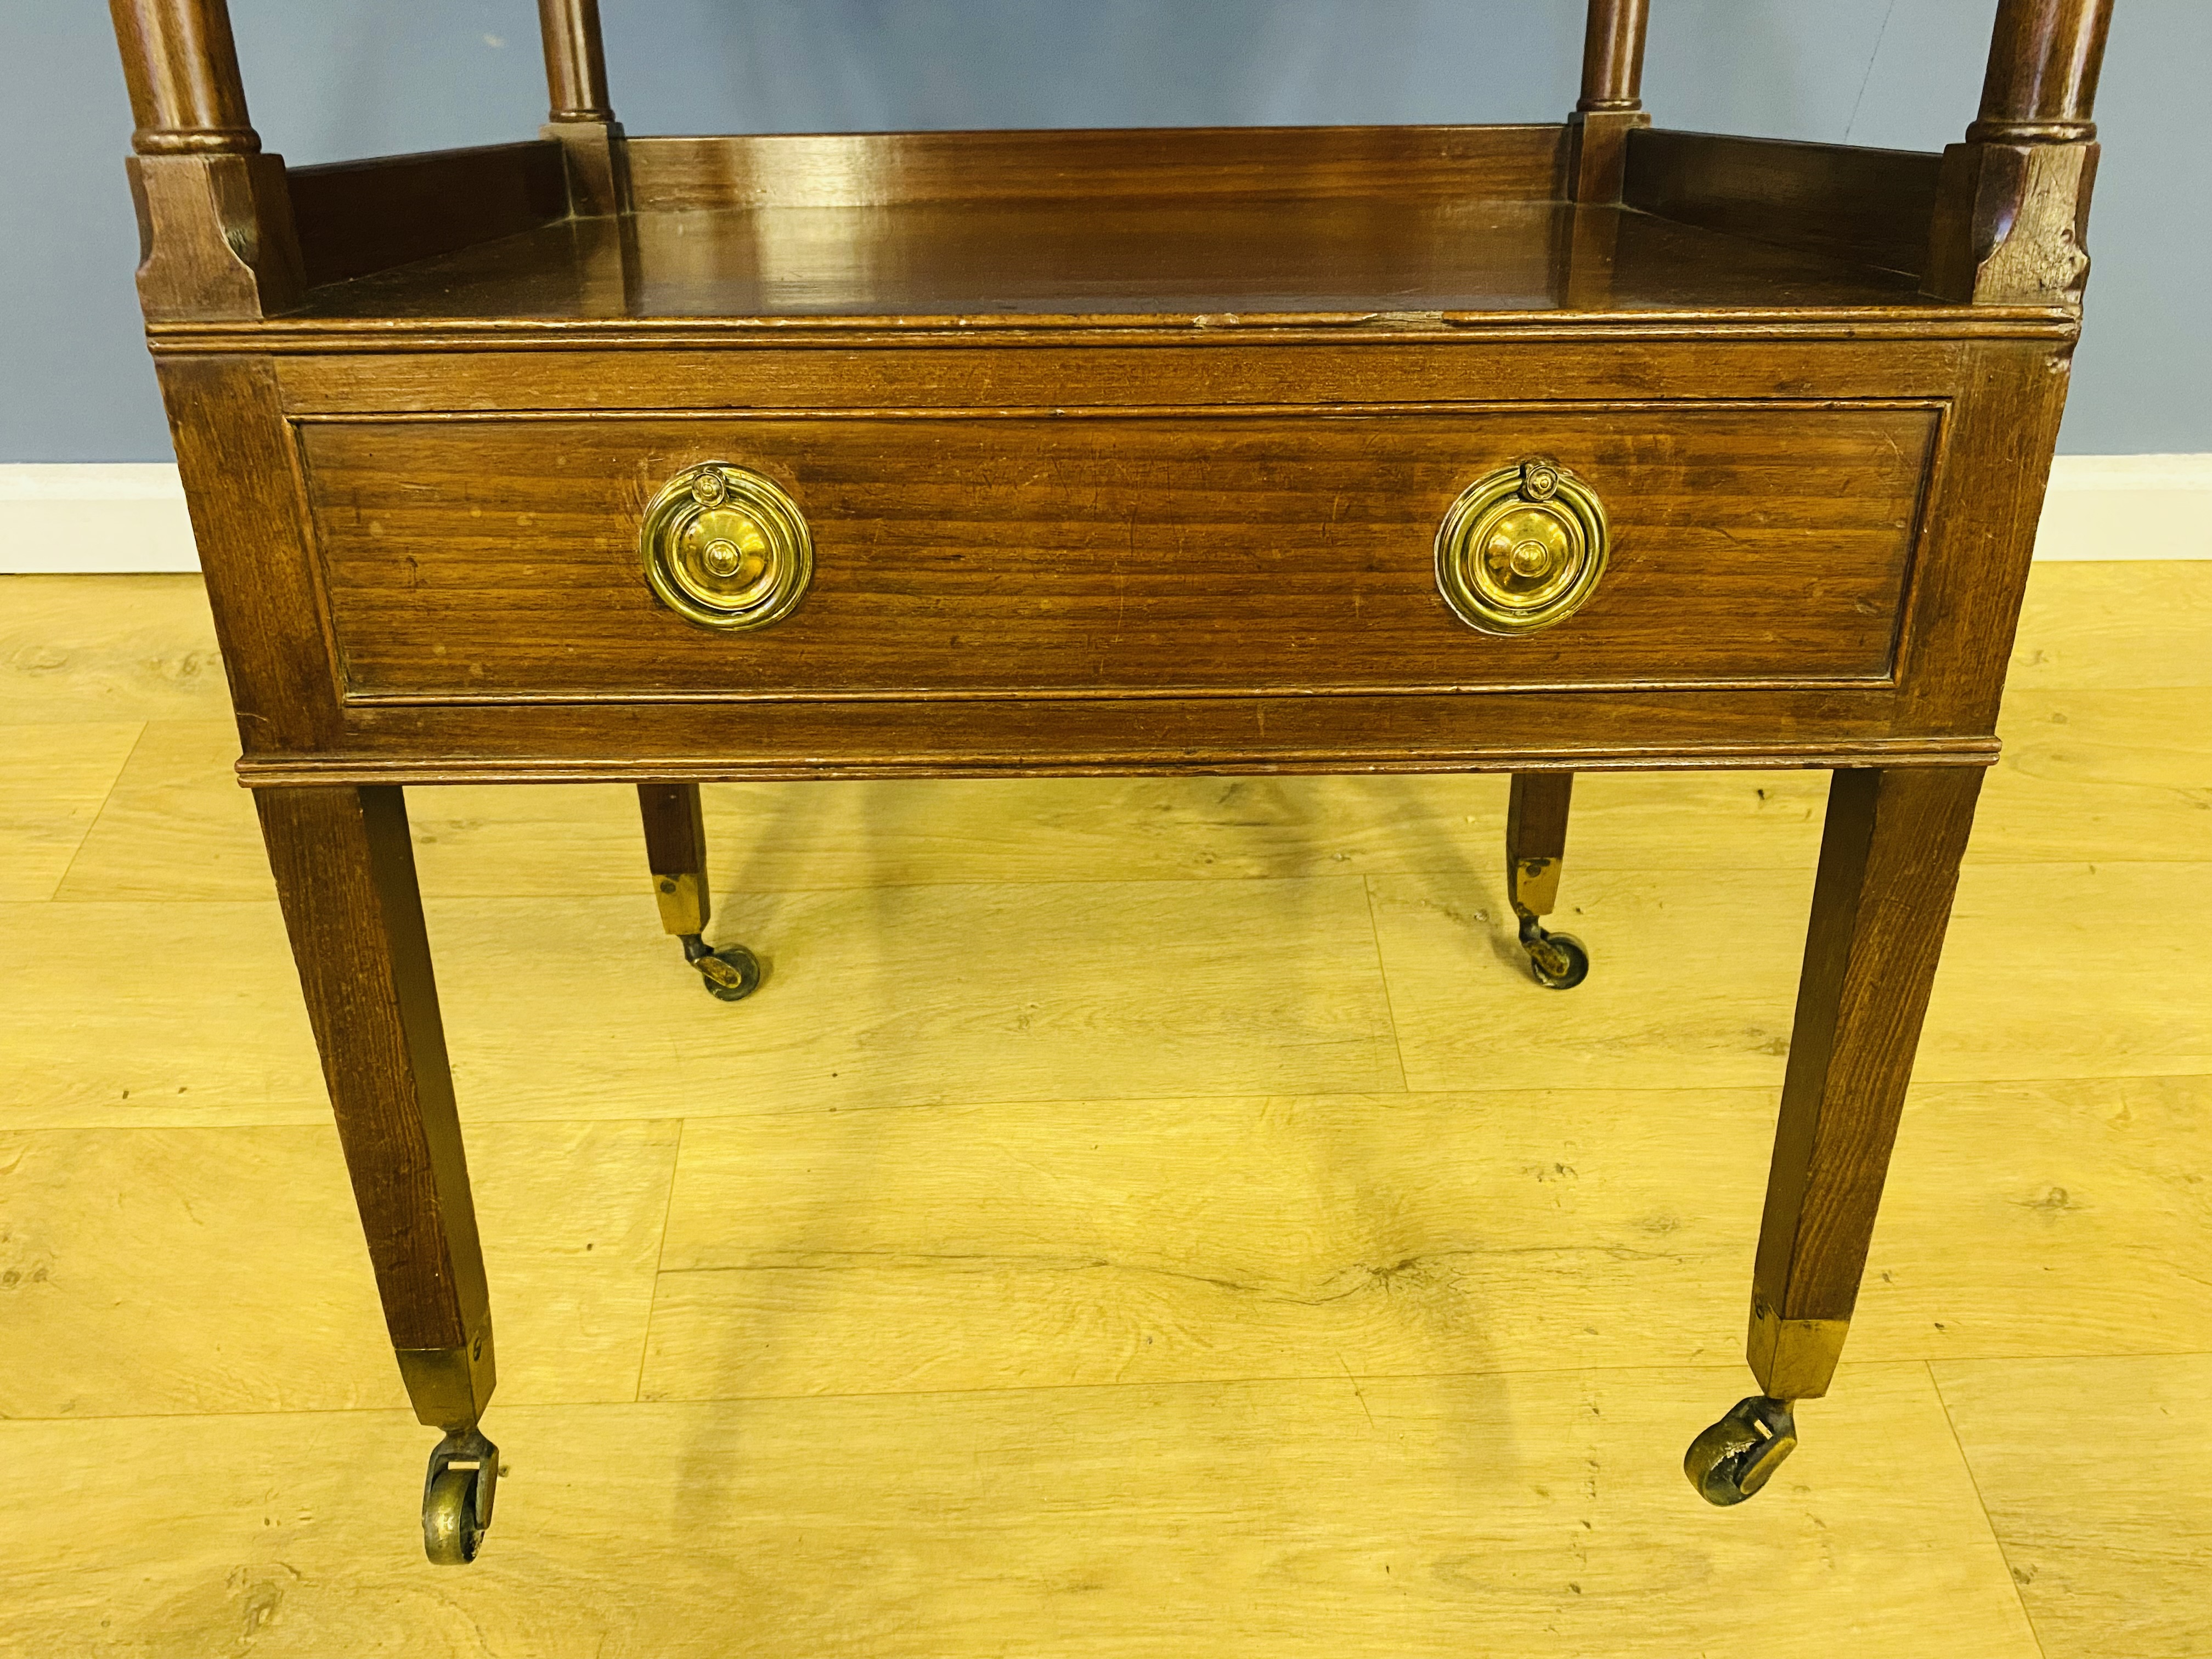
(1, 465, 200, 573)
(0, 454, 2206, 574)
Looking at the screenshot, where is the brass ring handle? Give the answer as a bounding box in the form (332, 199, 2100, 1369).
(640, 462, 812, 630)
(1435, 458, 1609, 635)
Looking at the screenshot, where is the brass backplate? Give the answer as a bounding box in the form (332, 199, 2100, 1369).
(1436, 458, 1609, 636)
(641, 461, 813, 630)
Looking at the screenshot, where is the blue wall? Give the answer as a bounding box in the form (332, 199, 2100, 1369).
(5, 1, 2203, 460)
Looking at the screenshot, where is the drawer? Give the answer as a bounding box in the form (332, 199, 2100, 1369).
(297, 405, 1937, 702)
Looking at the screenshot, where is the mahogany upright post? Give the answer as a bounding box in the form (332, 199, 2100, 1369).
(1568, 0, 1651, 201)
(1925, 0, 2114, 303)
(537, 0, 614, 120)
(1970, 0, 2111, 143)
(534, 0, 629, 213)
(1577, 0, 1650, 112)
(108, 0, 300, 318)
(110, 0, 256, 153)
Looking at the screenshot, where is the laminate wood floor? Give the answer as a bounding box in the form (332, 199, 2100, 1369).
(1, 562, 2205, 1659)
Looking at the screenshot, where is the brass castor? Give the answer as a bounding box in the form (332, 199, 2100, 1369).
(1519, 920, 1590, 990)
(422, 1426, 500, 1565)
(680, 934, 761, 1002)
(1684, 1396, 1797, 1506)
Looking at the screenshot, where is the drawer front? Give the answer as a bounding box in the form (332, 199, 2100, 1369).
(298, 405, 1936, 701)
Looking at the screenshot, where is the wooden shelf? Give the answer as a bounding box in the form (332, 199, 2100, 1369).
(172, 126, 1985, 338)
(289, 196, 1929, 330)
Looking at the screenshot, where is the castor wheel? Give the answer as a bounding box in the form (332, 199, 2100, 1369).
(1684, 1396, 1797, 1506)
(1519, 922, 1590, 990)
(680, 935, 761, 1002)
(421, 1426, 499, 1565)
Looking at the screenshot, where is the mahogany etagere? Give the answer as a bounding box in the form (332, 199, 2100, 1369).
(108, 0, 2113, 1561)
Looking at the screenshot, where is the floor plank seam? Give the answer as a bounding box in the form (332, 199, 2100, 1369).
(1926, 1359, 2055, 1659)
(1360, 872, 1414, 1093)
(14, 1066, 2211, 1133)
(31, 852, 2212, 906)
(632, 1115, 687, 1406)
(36, 716, 146, 902)
(637, 1357, 1943, 1410)
(3, 1356, 1975, 1428)
(16, 1351, 2212, 1426)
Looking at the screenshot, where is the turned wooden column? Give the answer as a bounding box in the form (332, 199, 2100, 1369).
(1925, 0, 2114, 304)
(537, 0, 614, 121)
(1969, 0, 2111, 144)
(109, 0, 301, 319)
(1567, 0, 1651, 202)
(534, 0, 629, 214)
(111, 0, 257, 153)
(1577, 0, 1649, 113)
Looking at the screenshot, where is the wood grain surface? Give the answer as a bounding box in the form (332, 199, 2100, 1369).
(0, 1119, 677, 1417)
(57, 2, 2169, 1637)
(1858, 1075, 2212, 1363)
(1971, 688, 2212, 861)
(301, 405, 1935, 700)
(0, 575, 228, 723)
(286, 141, 568, 289)
(1506, 770, 1575, 871)
(268, 338, 1978, 415)
(627, 125, 1573, 211)
(0, 1369, 2038, 1659)
(108, 0, 258, 156)
(1578, 0, 1650, 112)
(1372, 857, 2212, 1095)
(1925, 1, 2112, 305)
(137, 331, 2068, 782)
(641, 1088, 1776, 1399)
(1754, 767, 1985, 1335)
(0, 723, 140, 900)
(2, 562, 2205, 1651)
(50, 633, 2205, 905)
(1935, 1354, 2212, 1659)
(15, 827, 2205, 1137)
(60, 741, 1833, 902)
(257, 786, 489, 1357)
(1970, 0, 2112, 142)
(3, 896, 327, 1126)
(1625, 129, 1944, 276)
(253, 195, 1969, 330)
(2007, 563, 2212, 690)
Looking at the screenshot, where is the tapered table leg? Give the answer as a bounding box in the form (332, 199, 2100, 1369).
(1506, 771, 1589, 988)
(637, 781, 760, 1001)
(256, 784, 500, 1560)
(1686, 765, 1984, 1504)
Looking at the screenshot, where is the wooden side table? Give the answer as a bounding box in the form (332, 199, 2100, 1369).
(108, 0, 2113, 1562)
